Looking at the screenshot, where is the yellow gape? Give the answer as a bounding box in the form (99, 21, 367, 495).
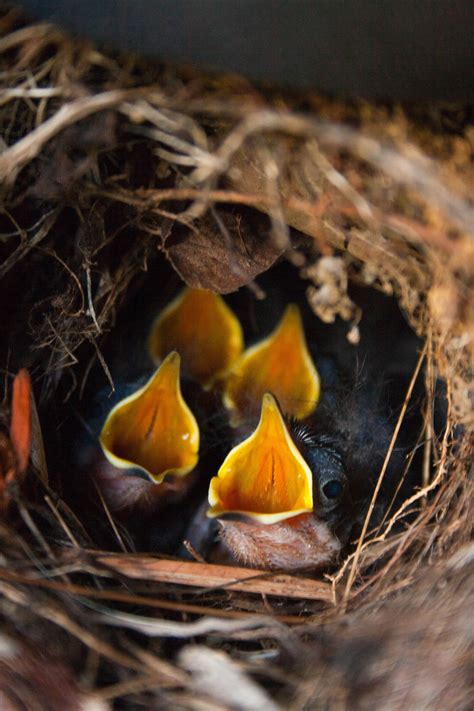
(100, 352, 199, 483)
(208, 393, 313, 523)
(223, 304, 320, 422)
(148, 288, 243, 388)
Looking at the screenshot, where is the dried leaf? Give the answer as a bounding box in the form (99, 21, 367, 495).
(165, 212, 283, 293)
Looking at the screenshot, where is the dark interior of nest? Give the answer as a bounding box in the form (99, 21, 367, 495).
(3, 200, 441, 577)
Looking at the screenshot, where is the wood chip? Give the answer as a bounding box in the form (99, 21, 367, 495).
(95, 554, 333, 603)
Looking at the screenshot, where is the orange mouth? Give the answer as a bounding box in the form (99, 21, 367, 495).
(223, 304, 320, 422)
(148, 288, 243, 388)
(208, 393, 313, 523)
(100, 352, 199, 483)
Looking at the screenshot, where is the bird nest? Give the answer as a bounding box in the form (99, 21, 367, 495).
(0, 8, 472, 709)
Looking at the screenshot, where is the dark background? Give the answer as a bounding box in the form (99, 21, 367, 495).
(18, 0, 474, 100)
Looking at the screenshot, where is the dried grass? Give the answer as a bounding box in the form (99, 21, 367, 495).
(0, 7, 472, 709)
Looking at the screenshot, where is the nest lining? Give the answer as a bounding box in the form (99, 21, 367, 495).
(0, 9, 472, 710)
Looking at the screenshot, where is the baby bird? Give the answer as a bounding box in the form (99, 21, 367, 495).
(183, 294, 408, 571)
(96, 351, 200, 514)
(77, 288, 240, 549)
(185, 363, 402, 571)
(205, 393, 344, 570)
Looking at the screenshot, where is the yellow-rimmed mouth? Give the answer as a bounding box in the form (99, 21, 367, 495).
(223, 304, 320, 422)
(208, 393, 313, 523)
(100, 351, 199, 483)
(148, 288, 243, 388)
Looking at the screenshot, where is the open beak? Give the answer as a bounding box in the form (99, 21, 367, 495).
(223, 304, 320, 422)
(208, 393, 313, 523)
(100, 352, 199, 483)
(148, 288, 243, 388)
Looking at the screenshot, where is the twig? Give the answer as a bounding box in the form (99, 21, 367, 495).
(94, 554, 333, 602)
(85, 263, 101, 333)
(376, 428, 425, 532)
(422, 321, 435, 499)
(96, 607, 288, 640)
(18, 503, 55, 560)
(93, 480, 129, 553)
(0, 580, 142, 671)
(0, 22, 59, 53)
(95, 673, 171, 701)
(341, 342, 427, 608)
(0, 89, 138, 184)
(86, 335, 115, 394)
(0, 568, 306, 624)
(381, 380, 453, 540)
(0, 86, 65, 101)
(44, 494, 81, 548)
(0, 209, 60, 279)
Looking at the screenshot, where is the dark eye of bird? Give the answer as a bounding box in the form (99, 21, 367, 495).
(322, 479, 344, 500)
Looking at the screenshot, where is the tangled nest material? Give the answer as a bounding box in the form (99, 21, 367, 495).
(0, 8, 472, 709)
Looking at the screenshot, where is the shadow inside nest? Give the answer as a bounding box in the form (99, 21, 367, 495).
(43, 253, 440, 579)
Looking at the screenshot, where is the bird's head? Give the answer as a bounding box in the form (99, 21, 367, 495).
(207, 393, 346, 571)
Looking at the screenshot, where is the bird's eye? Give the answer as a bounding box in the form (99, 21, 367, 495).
(322, 479, 344, 500)
(303, 446, 347, 509)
